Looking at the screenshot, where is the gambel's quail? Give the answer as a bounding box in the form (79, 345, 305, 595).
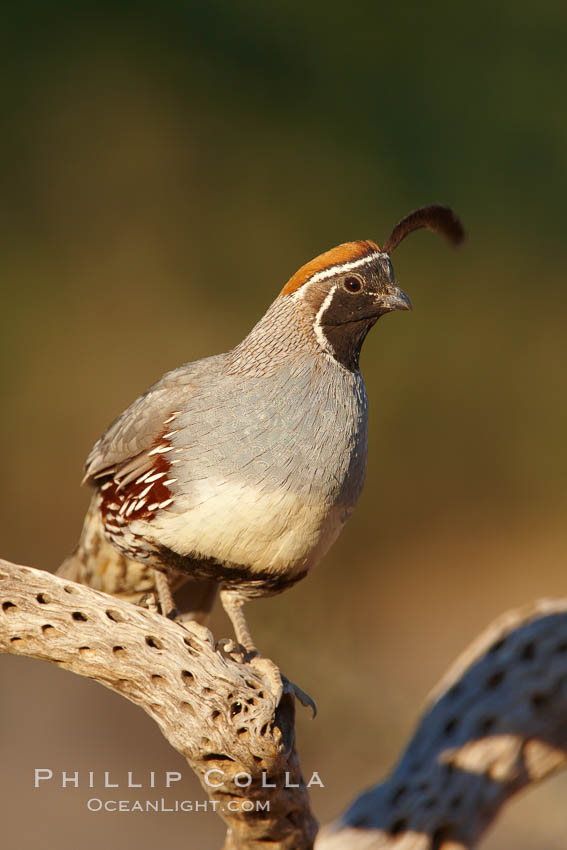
(61, 205, 464, 665)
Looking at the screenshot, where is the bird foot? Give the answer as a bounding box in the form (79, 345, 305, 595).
(249, 656, 317, 718)
(137, 592, 179, 619)
(215, 637, 241, 661)
(281, 674, 317, 718)
(137, 592, 159, 613)
(248, 655, 283, 702)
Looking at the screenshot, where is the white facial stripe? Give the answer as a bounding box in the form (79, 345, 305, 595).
(313, 283, 338, 356)
(299, 250, 385, 295)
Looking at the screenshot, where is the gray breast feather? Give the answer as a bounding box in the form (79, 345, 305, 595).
(131, 357, 370, 574)
(167, 358, 368, 512)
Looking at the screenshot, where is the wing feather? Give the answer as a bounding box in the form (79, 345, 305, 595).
(84, 371, 192, 485)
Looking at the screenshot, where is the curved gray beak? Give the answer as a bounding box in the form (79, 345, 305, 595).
(378, 284, 412, 314)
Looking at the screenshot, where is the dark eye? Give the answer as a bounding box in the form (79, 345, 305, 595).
(343, 276, 362, 293)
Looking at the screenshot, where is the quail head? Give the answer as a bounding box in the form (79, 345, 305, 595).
(62, 204, 464, 658)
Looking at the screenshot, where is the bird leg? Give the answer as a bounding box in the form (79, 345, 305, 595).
(219, 589, 317, 716)
(219, 589, 258, 657)
(153, 569, 177, 618)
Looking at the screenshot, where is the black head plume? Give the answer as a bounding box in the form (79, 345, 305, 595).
(383, 205, 465, 254)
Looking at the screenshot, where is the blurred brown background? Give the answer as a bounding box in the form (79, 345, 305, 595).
(1, 2, 567, 847)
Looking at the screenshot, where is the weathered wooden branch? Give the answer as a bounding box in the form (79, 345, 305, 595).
(317, 600, 567, 849)
(0, 559, 316, 850)
(1, 558, 567, 849)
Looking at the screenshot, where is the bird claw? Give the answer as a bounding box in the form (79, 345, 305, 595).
(136, 592, 178, 619)
(137, 592, 159, 613)
(248, 656, 317, 718)
(281, 675, 317, 718)
(216, 637, 241, 660)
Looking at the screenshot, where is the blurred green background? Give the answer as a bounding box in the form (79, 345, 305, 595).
(1, 1, 567, 847)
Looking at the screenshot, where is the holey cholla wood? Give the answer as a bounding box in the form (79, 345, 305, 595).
(2, 559, 567, 849)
